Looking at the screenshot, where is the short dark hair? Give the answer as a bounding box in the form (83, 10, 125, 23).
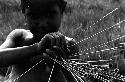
(21, 0, 67, 13)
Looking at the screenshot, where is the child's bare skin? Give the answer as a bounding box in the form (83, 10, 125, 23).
(0, 0, 80, 82)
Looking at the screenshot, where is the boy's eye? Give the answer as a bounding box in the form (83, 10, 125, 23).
(26, 9, 58, 20)
(46, 13, 52, 18)
(31, 15, 39, 20)
(29, 15, 39, 20)
(27, 13, 40, 19)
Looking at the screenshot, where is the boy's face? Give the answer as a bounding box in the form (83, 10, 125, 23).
(24, 0, 62, 36)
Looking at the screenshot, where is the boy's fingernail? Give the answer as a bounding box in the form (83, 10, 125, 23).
(53, 46, 56, 48)
(46, 49, 49, 51)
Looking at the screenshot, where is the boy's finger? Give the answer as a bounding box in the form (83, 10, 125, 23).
(42, 53, 50, 59)
(48, 34, 56, 47)
(55, 32, 64, 47)
(52, 46, 67, 59)
(61, 37, 70, 57)
(46, 49, 56, 58)
(51, 33, 60, 47)
(42, 34, 55, 49)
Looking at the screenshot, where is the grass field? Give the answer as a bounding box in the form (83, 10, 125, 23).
(0, 0, 125, 77)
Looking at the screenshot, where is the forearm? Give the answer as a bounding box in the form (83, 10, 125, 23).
(0, 43, 39, 67)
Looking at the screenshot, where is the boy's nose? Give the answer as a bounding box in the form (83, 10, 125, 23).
(39, 20, 48, 27)
(36, 18, 48, 27)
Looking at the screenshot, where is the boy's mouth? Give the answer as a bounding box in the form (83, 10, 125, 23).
(39, 26, 57, 32)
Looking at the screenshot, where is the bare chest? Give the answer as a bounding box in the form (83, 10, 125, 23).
(10, 61, 67, 82)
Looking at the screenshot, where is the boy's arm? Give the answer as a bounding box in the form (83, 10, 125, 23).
(0, 29, 39, 67)
(0, 43, 38, 67)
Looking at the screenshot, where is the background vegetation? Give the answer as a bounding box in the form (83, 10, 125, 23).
(0, 0, 125, 79)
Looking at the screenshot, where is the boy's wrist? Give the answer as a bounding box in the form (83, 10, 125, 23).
(31, 43, 40, 55)
(36, 43, 40, 52)
(34, 43, 44, 55)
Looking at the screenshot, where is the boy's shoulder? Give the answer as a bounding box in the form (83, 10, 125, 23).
(10, 29, 30, 34)
(8, 29, 33, 39)
(0, 29, 31, 49)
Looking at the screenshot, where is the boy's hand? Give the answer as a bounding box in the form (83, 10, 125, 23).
(37, 32, 69, 60)
(46, 46, 67, 61)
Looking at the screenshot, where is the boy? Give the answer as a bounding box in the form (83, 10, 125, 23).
(0, 0, 80, 82)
